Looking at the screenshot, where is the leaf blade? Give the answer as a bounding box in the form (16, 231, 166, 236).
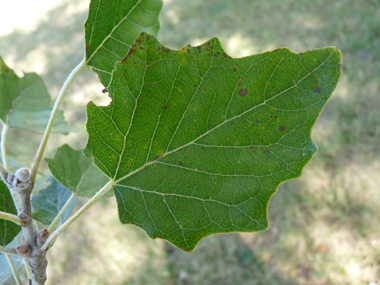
(31, 177, 77, 225)
(0, 181, 21, 246)
(85, 0, 163, 87)
(85, 33, 342, 251)
(46, 144, 112, 197)
(0, 57, 74, 133)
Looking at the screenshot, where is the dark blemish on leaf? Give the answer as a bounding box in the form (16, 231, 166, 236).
(136, 39, 141, 44)
(102, 88, 108, 93)
(272, 48, 281, 52)
(168, 194, 171, 197)
(313, 87, 322, 93)
(210, 178, 212, 181)
(279, 126, 286, 131)
(164, 105, 167, 109)
(204, 89, 207, 91)
(250, 145, 254, 149)
(187, 49, 191, 54)
(4, 200, 9, 207)
(276, 110, 279, 112)
(267, 153, 271, 157)
(239, 88, 248, 97)
(202, 147, 204, 149)
(231, 122, 234, 125)
(268, 131, 271, 134)
(122, 48, 134, 63)
(211, 46, 214, 49)
(126, 166, 129, 168)
(178, 161, 183, 166)
(139, 47, 145, 50)
(194, 84, 197, 87)
(145, 35, 150, 40)
(108, 154, 111, 156)
(233, 69, 236, 72)
(275, 116, 278, 119)
(178, 223, 181, 226)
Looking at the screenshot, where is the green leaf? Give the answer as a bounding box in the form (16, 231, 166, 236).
(0, 180, 21, 246)
(32, 177, 77, 225)
(0, 233, 23, 285)
(84, 33, 342, 251)
(85, 0, 163, 87)
(0, 56, 74, 133)
(45, 144, 112, 197)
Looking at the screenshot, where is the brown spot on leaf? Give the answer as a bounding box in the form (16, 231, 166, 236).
(178, 161, 183, 166)
(239, 88, 248, 97)
(164, 105, 167, 109)
(279, 126, 286, 131)
(102, 88, 108, 93)
(4, 200, 9, 207)
(313, 87, 322, 93)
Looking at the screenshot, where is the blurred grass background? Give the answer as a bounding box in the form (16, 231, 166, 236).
(0, 0, 380, 284)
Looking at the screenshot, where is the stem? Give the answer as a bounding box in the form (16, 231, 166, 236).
(48, 192, 77, 233)
(41, 180, 114, 251)
(0, 211, 22, 225)
(5, 253, 22, 285)
(1, 122, 9, 171)
(0, 245, 18, 256)
(30, 55, 87, 184)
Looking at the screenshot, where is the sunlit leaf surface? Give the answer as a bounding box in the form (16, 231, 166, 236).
(85, 33, 342, 251)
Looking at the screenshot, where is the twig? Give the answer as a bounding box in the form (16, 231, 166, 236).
(0, 245, 18, 256)
(41, 180, 114, 251)
(5, 253, 22, 285)
(0, 211, 22, 225)
(1, 122, 10, 171)
(48, 192, 77, 233)
(30, 55, 87, 184)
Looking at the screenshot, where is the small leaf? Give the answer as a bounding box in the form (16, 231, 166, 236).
(45, 144, 112, 197)
(0, 233, 23, 285)
(0, 56, 74, 133)
(85, 33, 342, 251)
(85, 0, 163, 87)
(32, 177, 77, 225)
(0, 180, 21, 246)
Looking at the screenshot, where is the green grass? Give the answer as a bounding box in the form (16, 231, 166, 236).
(1, 0, 380, 284)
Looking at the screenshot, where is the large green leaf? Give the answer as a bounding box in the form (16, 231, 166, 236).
(84, 33, 342, 251)
(85, 0, 163, 87)
(0, 56, 74, 133)
(0, 181, 21, 246)
(45, 144, 112, 197)
(32, 177, 77, 225)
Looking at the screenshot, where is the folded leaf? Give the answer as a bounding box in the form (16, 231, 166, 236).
(85, 0, 163, 87)
(45, 144, 112, 197)
(0, 56, 74, 133)
(84, 33, 342, 251)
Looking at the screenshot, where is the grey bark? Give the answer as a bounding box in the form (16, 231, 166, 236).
(4, 168, 48, 285)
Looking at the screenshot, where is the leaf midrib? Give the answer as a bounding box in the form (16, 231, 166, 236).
(111, 48, 336, 185)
